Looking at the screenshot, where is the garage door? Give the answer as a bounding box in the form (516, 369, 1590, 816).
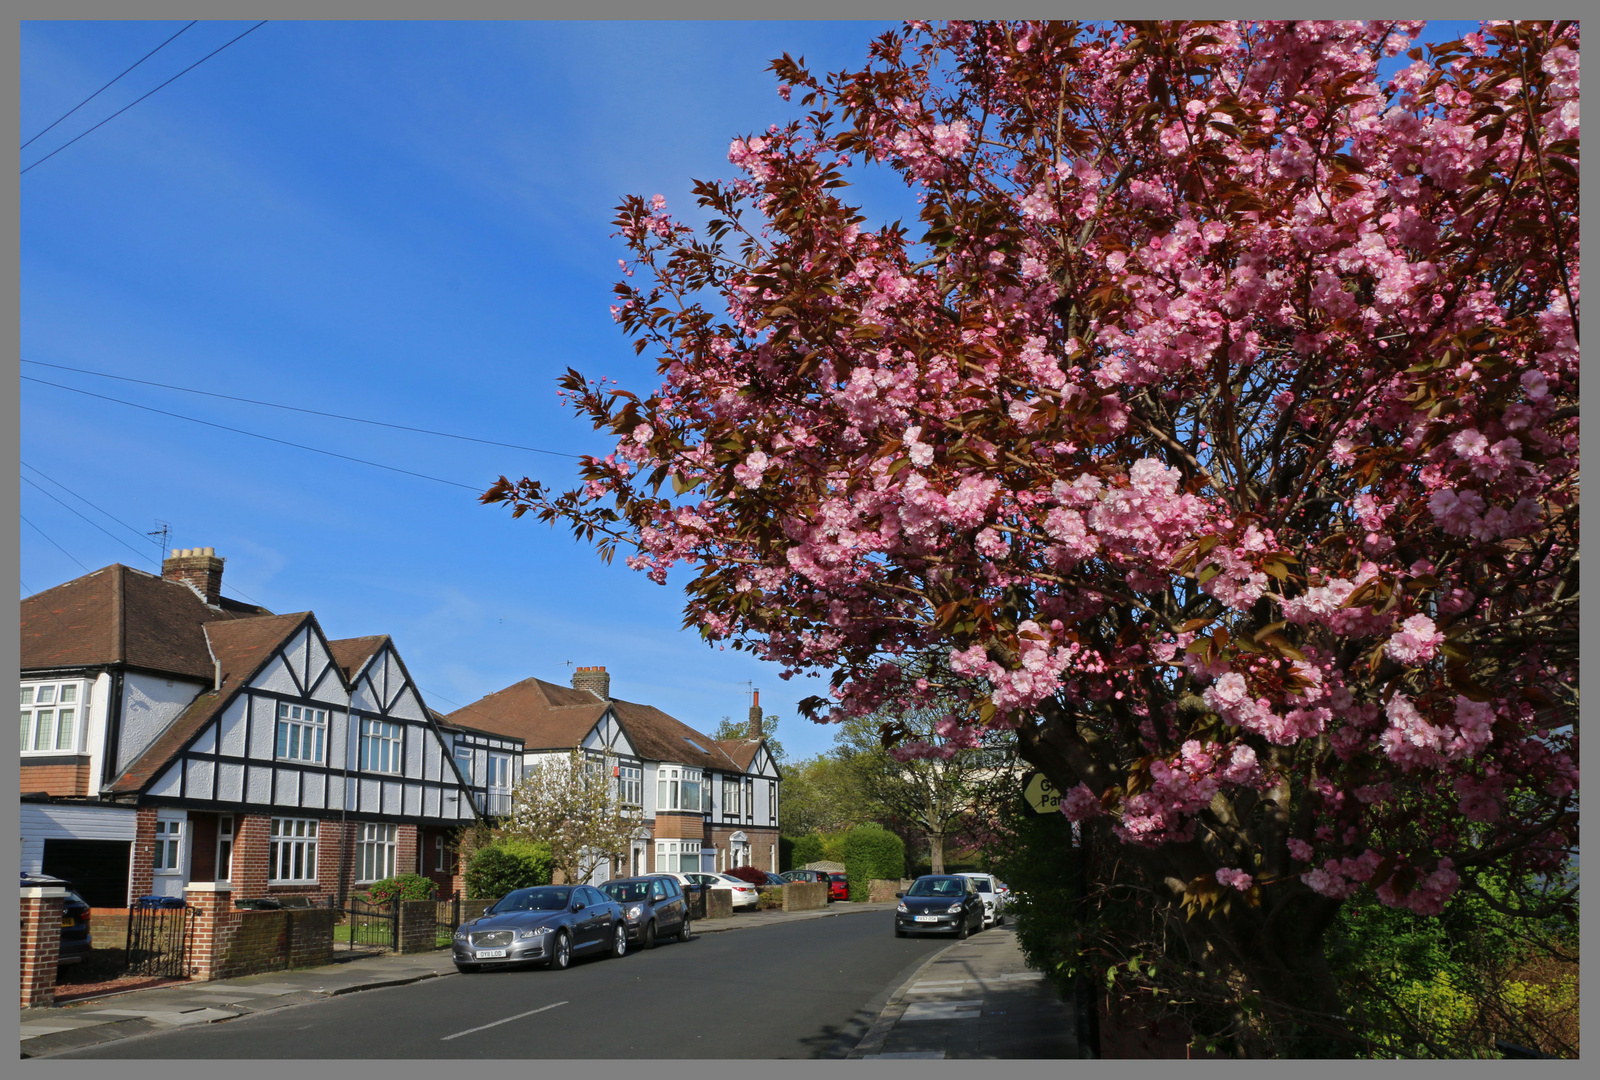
(42, 839, 131, 908)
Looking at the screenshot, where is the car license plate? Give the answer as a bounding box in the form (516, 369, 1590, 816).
(61, 918, 74, 928)
(914, 915, 941, 923)
(476, 948, 508, 958)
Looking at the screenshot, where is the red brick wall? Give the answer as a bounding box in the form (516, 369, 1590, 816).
(20, 760, 91, 797)
(231, 815, 271, 900)
(129, 807, 159, 900)
(20, 892, 64, 1008)
(653, 813, 708, 840)
(88, 908, 130, 951)
(398, 824, 419, 878)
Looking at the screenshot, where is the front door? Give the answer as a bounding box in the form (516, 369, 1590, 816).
(151, 811, 189, 898)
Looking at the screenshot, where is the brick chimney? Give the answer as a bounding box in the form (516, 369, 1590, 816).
(748, 689, 763, 740)
(572, 665, 610, 700)
(163, 547, 225, 605)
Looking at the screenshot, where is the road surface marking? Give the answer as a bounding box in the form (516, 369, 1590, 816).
(440, 1001, 568, 1041)
(901, 1000, 983, 1021)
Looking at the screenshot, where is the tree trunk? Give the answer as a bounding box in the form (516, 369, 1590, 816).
(928, 830, 945, 874)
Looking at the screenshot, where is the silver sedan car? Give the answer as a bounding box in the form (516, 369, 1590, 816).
(452, 884, 627, 972)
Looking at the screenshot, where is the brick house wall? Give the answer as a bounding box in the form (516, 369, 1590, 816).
(129, 806, 160, 900)
(19, 760, 92, 797)
(652, 813, 708, 840)
(707, 825, 781, 872)
(20, 889, 64, 1008)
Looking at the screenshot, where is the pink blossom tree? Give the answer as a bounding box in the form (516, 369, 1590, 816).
(486, 20, 1578, 1039)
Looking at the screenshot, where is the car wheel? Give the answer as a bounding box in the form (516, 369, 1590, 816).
(642, 920, 657, 950)
(677, 916, 692, 942)
(608, 922, 628, 958)
(455, 963, 479, 974)
(550, 929, 572, 970)
(957, 916, 970, 940)
(995, 913, 1005, 927)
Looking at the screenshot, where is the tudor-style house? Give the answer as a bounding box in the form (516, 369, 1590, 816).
(19, 548, 521, 908)
(445, 666, 782, 881)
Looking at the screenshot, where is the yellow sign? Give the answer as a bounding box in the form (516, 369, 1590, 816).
(1022, 771, 1063, 816)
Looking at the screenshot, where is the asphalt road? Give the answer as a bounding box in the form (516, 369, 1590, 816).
(61, 908, 948, 1059)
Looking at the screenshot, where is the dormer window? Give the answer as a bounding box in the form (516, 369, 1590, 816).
(20, 680, 87, 755)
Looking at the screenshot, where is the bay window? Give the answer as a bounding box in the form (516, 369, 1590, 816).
(655, 839, 701, 873)
(657, 766, 705, 811)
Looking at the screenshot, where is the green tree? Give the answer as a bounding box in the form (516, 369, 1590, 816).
(777, 752, 883, 835)
(464, 839, 554, 900)
(506, 749, 637, 885)
(711, 712, 785, 763)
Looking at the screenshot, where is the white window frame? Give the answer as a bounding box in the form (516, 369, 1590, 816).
(20, 679, 88, 756)
(152, 818, 184, 873)
(276, 703, 326, 764)
(454, 743, 474, 783)
(269, 817, 319, 882)
(486, 753, 511, 790)
(768, 780, 777, 825)
(654, 839, 701, 874)
(216, 815, 235, 881)
(358, 717, 403, 774)
(356, 822, 397, 883)
(617, 765, 642, 807)
(658, 766, 680, 810)
(435, 834, 452, 874)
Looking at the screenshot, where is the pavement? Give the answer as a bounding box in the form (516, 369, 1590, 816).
(20, 900, 896, 1059)
(848, 921, 1081, 1060)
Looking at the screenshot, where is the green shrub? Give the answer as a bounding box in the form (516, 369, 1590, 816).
(363, 873, 437, 904)
(464, 839, 553, 899)
(841, 825, 905, 901)
(791, 834, 825, 867)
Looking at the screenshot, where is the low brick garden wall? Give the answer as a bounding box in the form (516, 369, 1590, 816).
(87, 908, 130, 951)
(782, 882, 827, 911)
(867, 879, 912, 903)
(213, 907, 337, 980)
(705, 889, 733, 919)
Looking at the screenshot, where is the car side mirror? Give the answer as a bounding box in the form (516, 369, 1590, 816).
(572, 900, 585, 911)
(895, 892, 905, 898)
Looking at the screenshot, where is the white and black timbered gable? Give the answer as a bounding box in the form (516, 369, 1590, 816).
(748, 743, 782, 782)
(580, 709, 639, 762)
(140, 622, 480, 824)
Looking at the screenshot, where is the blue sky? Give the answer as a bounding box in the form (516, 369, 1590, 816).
(18, 20, 1482, 764)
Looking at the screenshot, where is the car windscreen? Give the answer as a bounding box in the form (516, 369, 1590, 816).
(906, 878, 966, 897)
(491, 887, 572, 913)
(603, 882, 649, 902)
(971, 879, 993, 892)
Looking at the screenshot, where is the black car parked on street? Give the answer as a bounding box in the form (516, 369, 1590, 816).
(452, 884, 626, 972)
(893, 875, 986, 939)
(601, 875, 691, 949)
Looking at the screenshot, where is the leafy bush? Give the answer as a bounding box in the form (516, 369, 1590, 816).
(791, 834, 825, 867)
(364, 873, 437, 904)
(841, 825, 905, 901)
(725, 864, 771, 887)
(757, 887, 785, 910)
(464, 839, 553, 899)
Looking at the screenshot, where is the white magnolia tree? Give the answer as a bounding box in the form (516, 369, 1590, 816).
(507, 749, 636, 885)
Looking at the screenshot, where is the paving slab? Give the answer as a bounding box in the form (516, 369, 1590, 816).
(849, 924, 1080, 1060)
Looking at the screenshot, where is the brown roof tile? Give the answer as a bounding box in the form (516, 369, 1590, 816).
(327, 635, 387, 680)
(714, 739, 760, 771)
(443, 677, 608, 749)
(108, 613, 314, 794)
(21, 563, 271, 681)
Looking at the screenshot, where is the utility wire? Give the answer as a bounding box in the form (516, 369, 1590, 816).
(24, 375, 486, 492)
(21, 459, 163, 556)
(21, 358, 582, 459)
(22, 474, 160, 568)
(21, 21, 198, 151)
(21, 514, 91, 572)
(21, 20, 267, 176)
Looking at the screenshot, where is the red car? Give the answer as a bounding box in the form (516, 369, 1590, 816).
(828, 873, 849, 902)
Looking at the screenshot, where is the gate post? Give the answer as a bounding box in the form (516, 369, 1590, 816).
(20, 883, 65, 1009)
(185, 882, 235, 982)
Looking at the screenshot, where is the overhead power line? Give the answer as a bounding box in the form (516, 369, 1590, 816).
(21, 514, 91, 572)
(21, 474, 160, 568)
(24, 374, 487, 492)
(21, 358, 581, 459)
(21, 21, 198, 151)
(21, 459, 164, 556)
(21, 20, 268, 176)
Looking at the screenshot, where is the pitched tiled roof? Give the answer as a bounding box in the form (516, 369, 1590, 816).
(715, 739, 760, 770)
(327, 635, 387, 681)
(20, 564, 272, 681)
(443, 677, 609, 749)
(445, 676, 746, 773)
(108, 613, 313, 794)
(608, 699, 744, 773)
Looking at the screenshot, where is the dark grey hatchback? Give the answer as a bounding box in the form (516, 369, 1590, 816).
(600, 875, 690, 949)
(893, 875, 986, 938)
(452, 884, 626, 973)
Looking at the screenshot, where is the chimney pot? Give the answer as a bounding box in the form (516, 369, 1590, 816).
(748, 689, 763, 741)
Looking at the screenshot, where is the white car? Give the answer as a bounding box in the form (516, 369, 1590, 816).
(679, 871, 761, 909)
(954, 872, 1005, 926)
